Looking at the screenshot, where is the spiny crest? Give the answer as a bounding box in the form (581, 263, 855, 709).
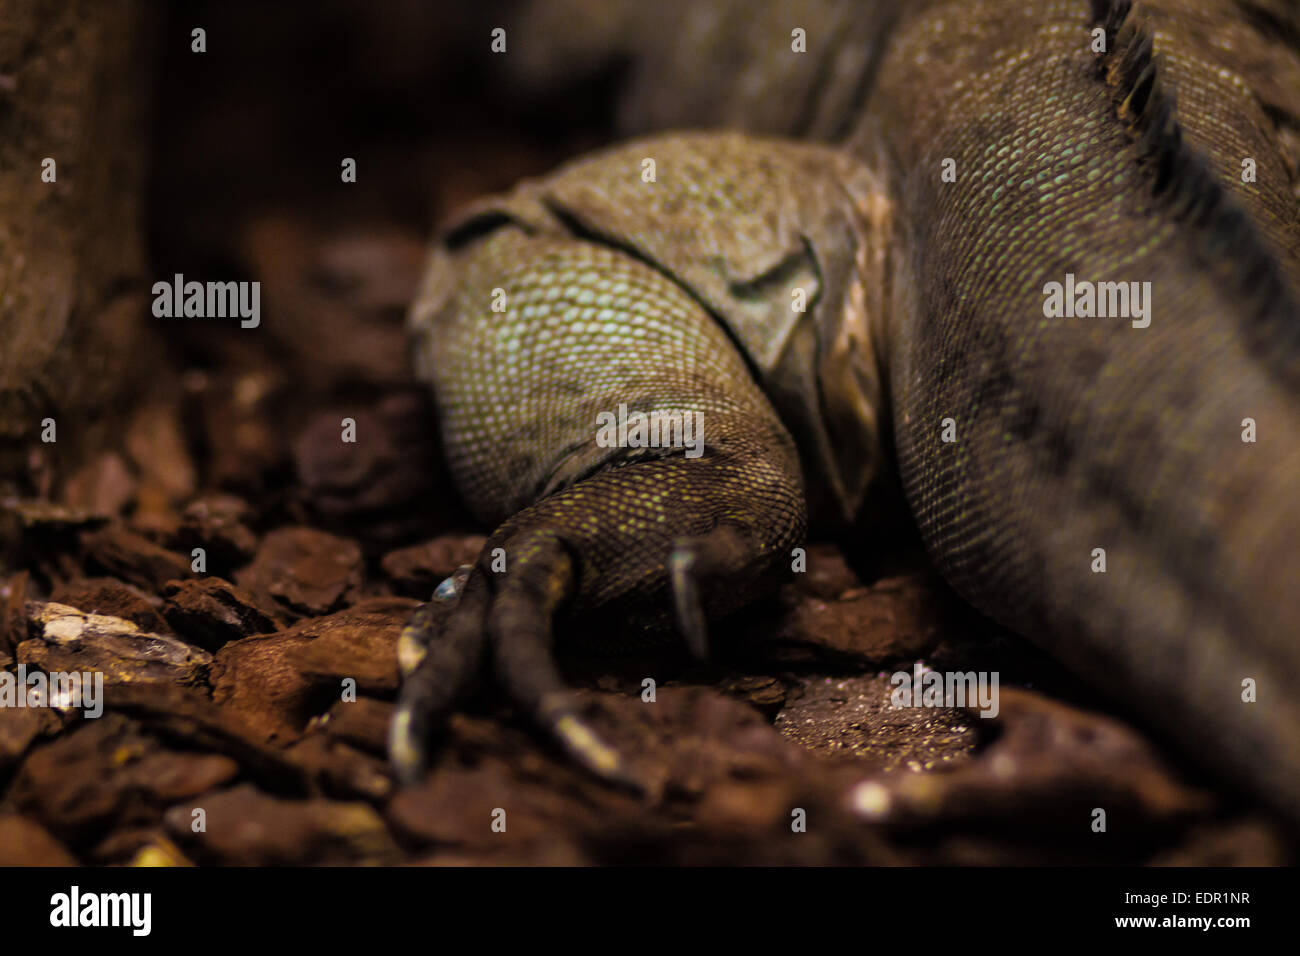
(1094, 1, 1209, 220)
(1090, 0, 1300, 376)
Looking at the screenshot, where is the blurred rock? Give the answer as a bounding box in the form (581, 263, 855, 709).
(126, 400, 198, 503)
(125, 399, 198, 536)
(776, 673, 978, 771)
(287, 734, 394, 802)
(0, 814, 79, 866)
(720, 674, 787, 716)
(766, 572, 957, 665)
(381, 533, 486, 598)
(0, 703, 63, 772)
(1, 570, 29, 658)
(1151, 818, 1291, 866)
(1, 500, 108, 586)
(61, 452, 136, 517)
(80, 524, 192, 592)
(313, 230, 428, 314)
(186, 368, 290, 493)
(88, 829, 195, 867)
(177, 493, 260, 574)
(320, 696, 394, 755)
(789, 542, 863, 599)
(843, 688, 1216, 839)
(129, 835, 196, 867)
(1, 498, 107, 533)
(292, 391, 445, 552)
(164, 783, 402, 865)
(103, 683, 310, 794)
(241, 217, 416, 390)
(387, 689, 900, 865)
(387, 760, 593, 865)
(9, 714, 239, 846)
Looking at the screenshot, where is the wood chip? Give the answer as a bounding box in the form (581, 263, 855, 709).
(21, 601, 212, 688)
(235, 526, 363, 616)
(162, 576, 283, 650)
(163, 783, 402, 865)
(80, 525, 192, 592)
(380, 533, 486, 598)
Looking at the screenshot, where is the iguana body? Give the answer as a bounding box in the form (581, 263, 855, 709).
(393, 0, 1300, 825)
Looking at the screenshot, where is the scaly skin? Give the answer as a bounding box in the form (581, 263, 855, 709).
(392, 214, 807, 784)
(863, 0, 1300, 824)
(393, 0, 1300, 824)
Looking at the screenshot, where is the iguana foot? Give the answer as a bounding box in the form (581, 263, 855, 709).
(389, 453, 803, 792)
(390, 528, 639, 790)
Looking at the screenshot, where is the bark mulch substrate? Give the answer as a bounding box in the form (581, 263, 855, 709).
(1, 216, 1292, 866)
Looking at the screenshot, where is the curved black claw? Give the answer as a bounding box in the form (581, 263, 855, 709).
(669, 524, 757, 661)
(389, 532, 644, 794)
(486, 532, 643, 792)
(389, 572, 490, 786)
(669, 544, 711, 660)
(396, 564, 473, 678)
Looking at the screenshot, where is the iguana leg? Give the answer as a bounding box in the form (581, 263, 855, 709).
(390, 223, 809, 787)
(390, 131, 886, 787)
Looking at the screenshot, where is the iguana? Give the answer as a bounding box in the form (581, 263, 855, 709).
(390, 0, 1300, 826)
